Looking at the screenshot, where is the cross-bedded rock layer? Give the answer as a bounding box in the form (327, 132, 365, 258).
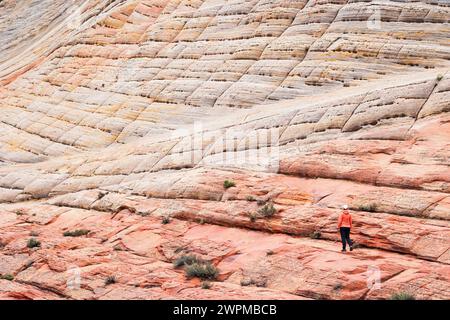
(0, 0, 449, 300)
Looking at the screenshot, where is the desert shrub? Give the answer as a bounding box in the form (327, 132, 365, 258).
(240, 278, 252, 286)
(249, 212, 258, 223)
(174, 254, 202, 268)
(436, 74, 443, 82)
(246, 196, 256, 202)
(27, 238, 41, 249)
(185, 262, 219, 280)
(255, 279, 267, 288)
(201, 281, 212, 290)
(333, 283, 343, 291)
(0, 274, 14, 281)
(358, 203, 377, 212)
(15, 209, 26, 216)
(258, 203, 277, 218)
(256, 199, 267, 206)
(162, 217, 171, 225)
(136, 211, 151, 217)
(63, 229, 90, 237)
(390, 291, 416, 300)
(105, 276, 116, 285)
(310, 231, 321, 239)
(223, 180, 236, 189)
(240, 278, 267, 287)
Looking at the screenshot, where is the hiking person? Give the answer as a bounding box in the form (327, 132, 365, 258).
(338, 205, 353, 252)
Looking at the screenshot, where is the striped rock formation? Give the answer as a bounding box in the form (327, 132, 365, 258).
(0, 0, 449, 300)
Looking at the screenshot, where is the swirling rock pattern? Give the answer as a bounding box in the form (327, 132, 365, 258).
(0, 0, 449, 300)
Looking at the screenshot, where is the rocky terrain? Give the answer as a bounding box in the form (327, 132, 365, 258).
(0, 0, 449, 300)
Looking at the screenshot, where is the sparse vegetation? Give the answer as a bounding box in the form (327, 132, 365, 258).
(223, 180, 236, 189)
(246, 196, 256, 202)
(258, 203, 277, 218)
(436, 74, 443, 82)
(310, 231, 321, 239)
(240, 278, 267, 288)
(136, 211, 151, 217)
(255, 279, 268, 288)
(162, 216, 171, 225)
(105, 275, 116, 285)
(63, 229, 90, 237)
(249, 212, 258, 223)
(390, 291, 416, 300)
(185, 262, 219, 280)
(201, 281, 212, 290)
(240, 278, 252, 286)
(358, 203, 377, 212)
(15, 209, 26, 216)
(0, 274, 14, 281)
(333, 283, 343, 291)
(174, 254, 202, 268)
(256, 199, 267, 206)
(27, 238, 41, 249)
(174, 254, 219, 280)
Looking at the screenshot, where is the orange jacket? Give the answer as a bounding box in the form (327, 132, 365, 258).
(338, 211, 352, 228)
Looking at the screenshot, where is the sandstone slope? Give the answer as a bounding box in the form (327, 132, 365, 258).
(0, 0, 449, 300)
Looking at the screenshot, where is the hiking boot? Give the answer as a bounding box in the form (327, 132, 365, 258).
(341, 249, 346, 252)
(350, 246, 353, 251)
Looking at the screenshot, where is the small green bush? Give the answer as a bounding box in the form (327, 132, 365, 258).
(436, 74, 443, 82)
(0, 274, 14, 281)
(333, 283, 343, 291)
(390, 292, 416, 300)
(223, 180, 236, 189)
(174, 254, 202, 268)
(358, 203, 377, 212)
(256, 199, 267, 206)
(105, 276, 116, 285)
(27, 238, 41, 249)
(185, 262, 219, 280)
(310, 231, 321, 239)
(162, 217, 171, 225)
(15, 209, 26, 216)
(202, 281, 212, 290)
(63, 229, 90, 237)
(258, 203, 277, 218)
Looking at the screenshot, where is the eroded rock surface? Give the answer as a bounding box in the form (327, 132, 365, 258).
(0, 0, 449, 300)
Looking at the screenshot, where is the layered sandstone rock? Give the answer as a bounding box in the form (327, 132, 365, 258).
(0, 0, 449, 300)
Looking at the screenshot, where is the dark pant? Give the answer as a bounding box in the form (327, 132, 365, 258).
(340, 227, 352, 250)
